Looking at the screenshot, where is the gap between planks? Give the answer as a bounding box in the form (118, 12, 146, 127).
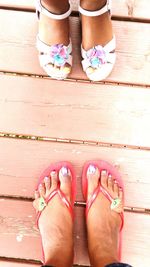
(0, 195, 149, 215)
(0, 6, 150, 24)
(0, 132, 150, 152)
(0, 71, 150, 89)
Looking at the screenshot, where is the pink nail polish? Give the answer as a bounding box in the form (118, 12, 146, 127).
(61, 167, 69, 176)
(88, 165, 96, 174)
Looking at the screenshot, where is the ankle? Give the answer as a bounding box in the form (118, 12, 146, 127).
(44, 245, 73, 267)
(89, 243, 118, 267)
(80, 0, 107, 11)
(41, 0, 69, 14)
(93, 257, 118, 267)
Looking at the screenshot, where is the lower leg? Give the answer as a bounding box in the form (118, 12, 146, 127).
(39, 0, 70, 45)
(80, 0, 113, 50)
(80, 0, 107, 11)
(41, 0, 69, 14)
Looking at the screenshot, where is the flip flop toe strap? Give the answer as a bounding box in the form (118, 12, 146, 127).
(36, 188, 74, 227)
(86, 186, 124, 231)
(36, 0, 72, 20)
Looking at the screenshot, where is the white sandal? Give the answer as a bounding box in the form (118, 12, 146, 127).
(36, 0, 72, 80)
(79, 0, 116, 81)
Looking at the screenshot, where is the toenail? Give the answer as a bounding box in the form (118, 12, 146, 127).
(61, 167, 69, 176)
(101, 170, 107, 175)
(114, 180, 118, 184)
(108, 174, 112, 179)
(44, 176, 49, 180)
(38, 183, 43, 190)
(51, 171, 56, 176)
(87, 164, 96, 174)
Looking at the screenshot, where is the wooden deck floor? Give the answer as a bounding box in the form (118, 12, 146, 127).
(0, 1, 150, 266)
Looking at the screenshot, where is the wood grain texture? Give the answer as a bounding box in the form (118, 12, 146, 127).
(0, 138, 150, 208)
(0, 0, 150, 20)
(0, 10, 150, 85)
(0, 75, 150, 147)
(0, 199, 150, 267)
(0, 262, 40, 267)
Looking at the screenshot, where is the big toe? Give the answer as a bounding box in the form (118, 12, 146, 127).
(87, 164, 100, 201)
(59, 166, 72, 203)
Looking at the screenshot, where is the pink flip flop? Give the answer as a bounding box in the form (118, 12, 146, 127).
(34, 161, 76, 264)
(82, 160, 124, 259)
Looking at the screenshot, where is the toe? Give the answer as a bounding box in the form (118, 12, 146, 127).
(101, 170, 108, 189)
(38, 183, 46, 197)
(61, 63, 71, 75)
(107, 174, 113, 192)
(54, 65, 61, 72)
(87, 165, 100, 200)
(50, 171, 58, 190)
(34, 190, 40, 199)
(86, 67, 95, 75)
(44, 176, 51, 191)
(47, 63, 54, 70)
(59, 167, 72, 202)
(113, 180, 119, 197)
(119, 187, 123, 200)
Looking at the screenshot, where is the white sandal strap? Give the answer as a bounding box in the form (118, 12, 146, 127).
(36, 0, 72, 20)
(81, 36, 116, 71)
(37, 35, 72, 54)
(81, 36, 115, 58)
(79, 0, 111, 17)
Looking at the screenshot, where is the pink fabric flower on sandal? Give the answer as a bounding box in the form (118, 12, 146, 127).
(86, 45, 107, 68)
(49, 44, 69, 67)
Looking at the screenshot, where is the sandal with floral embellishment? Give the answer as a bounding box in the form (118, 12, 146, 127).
(33, 161, 76, 264)
(82, 160, 124, 260)
(79, 0, 116, 81)
(36, 0, 72, 80)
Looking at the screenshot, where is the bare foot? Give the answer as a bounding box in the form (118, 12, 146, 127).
(33, 167, 74, 267)
(86, 165, 123, 267)
(38, 0, 71, 76)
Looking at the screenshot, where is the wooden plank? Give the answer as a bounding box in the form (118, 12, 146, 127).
(0, 0, 35, 10)
(112, 0, 150, 20)
(0, 75, 150, 147)
(0, 10, 150, 85)
(0, 262, 40, 267)
(0, 199, 150, 267)
(0, 0, 150, 20)
(0, 138, 150, 208)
